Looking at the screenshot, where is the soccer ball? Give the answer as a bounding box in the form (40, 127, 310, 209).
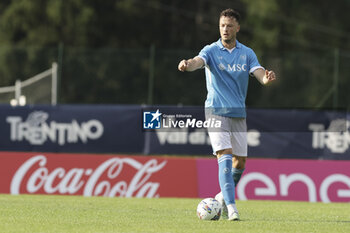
(196, 198, 222, 220)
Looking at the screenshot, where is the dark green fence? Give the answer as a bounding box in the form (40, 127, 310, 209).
(0, 45, 349, 110)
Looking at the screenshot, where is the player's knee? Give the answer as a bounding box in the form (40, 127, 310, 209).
(216, 149, 233, 159)
(233, 156, 246, 169)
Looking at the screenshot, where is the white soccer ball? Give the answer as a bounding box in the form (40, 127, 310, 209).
(196, 198, 222, 220)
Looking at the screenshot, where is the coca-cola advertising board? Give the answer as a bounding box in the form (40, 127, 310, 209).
(1, 152, 350, 202)
(0, 152, 198, 198)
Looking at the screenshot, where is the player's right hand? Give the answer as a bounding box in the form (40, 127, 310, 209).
(178, 60, 188, 72)
(262, 69, 276, 84)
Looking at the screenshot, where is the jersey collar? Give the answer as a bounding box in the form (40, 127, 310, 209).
(217, 39, 241, 51)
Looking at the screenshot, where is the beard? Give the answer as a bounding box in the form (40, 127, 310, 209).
(223, 38, 234, 44)
(221, 33, 235, 44)
(222, 37, 235, 44)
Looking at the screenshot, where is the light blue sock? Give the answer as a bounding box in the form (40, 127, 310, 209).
(232, 167, 245, 187)
(218, 154, 235, 205)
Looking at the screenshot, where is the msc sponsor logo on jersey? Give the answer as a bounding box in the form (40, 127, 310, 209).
(217, 63, 247, 72)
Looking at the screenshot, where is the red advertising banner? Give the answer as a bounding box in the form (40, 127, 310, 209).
(0, 152, 198, 198)
(2, 152, 350, 202)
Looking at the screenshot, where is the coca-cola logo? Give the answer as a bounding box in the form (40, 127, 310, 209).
(11, 155, 167, 197)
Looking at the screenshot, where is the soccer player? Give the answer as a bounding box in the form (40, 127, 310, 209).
(178, 8, 276, 221)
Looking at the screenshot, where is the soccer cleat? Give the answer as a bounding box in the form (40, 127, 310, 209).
(228, 212, 240, 221)
(215, 192, 228, 220)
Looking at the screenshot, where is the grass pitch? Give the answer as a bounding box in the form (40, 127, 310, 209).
(0, 194, 349, 233)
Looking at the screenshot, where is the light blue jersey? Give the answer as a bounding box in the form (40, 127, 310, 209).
(198, 39, 263, 118)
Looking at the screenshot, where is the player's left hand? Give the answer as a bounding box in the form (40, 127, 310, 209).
(263, 70, 276, 84)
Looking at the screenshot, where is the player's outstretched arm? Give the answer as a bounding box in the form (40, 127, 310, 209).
(178, 57, 204, 72)
(253, 68, 276, 85)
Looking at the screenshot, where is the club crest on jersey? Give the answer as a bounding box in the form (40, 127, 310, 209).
(240, 54, 247, 60)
